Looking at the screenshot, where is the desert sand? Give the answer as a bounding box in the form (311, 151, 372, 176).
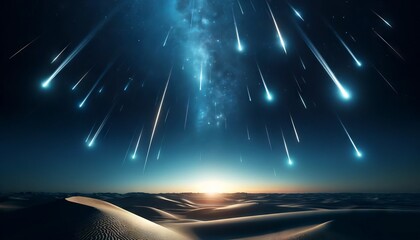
(1, 193, 420, 239)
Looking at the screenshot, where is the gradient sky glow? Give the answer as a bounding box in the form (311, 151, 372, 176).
(1, 0, 419, 193)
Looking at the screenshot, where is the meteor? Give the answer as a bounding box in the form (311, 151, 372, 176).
(290, 113, 300, 143)
(257, 63, 273, 101)
(9, 36, 39, 60)
(250, 0, 256, 12)
(157, 148, 161, 160)
(237, 0, 244, 15)
(374, 67, 398, 94)
(338, 118, 362, 158)
(132, 126, 144, 159)
(143, 67, 172, 172)
(51, 44, 69, 64)
(246, 126, 251, 140)
(300, 57, 306, 70)
(232, 8, 243, 52)
(373, 29, 404, 60)
(281, 130, 293, 165)
(297, 91, 307, 109)
(289, 5, 304, 21)
(122, 134, 135, 165)
(164, 108, 170, 124)
(329, 26, 362, 67)
(88, 103, 115, 147)
(294, 75, 302, 92)
(42, 16, 109, 88)
(246, 85, 252, 102)
(296, 25, 350, 100)
(266, 1, 287, 54)
(72, 68, 91, 91)
(85, 123, 96, 143)
(162, 27, 173, 47)
(265, 125, 272, 150)
(372, 10, 392, 28)
(79, 63, 112, 108)
(124, 78, 133, 92)
(184, 97, 190, 130)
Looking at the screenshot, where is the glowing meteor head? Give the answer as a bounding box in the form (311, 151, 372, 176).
(356, 151, 363, 158)
(41, 81, 50, 89)
(356, 61, 362, 67)
(266, 93, 273, 101)
(131, 154, 136, 160)
(238, 45, 243, 52)
(340, 89, 351, 100)
(88, 141, 94, 148)
(288, 159, 294, 166)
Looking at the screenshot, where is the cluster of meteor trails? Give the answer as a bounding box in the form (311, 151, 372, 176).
(9, 0, 402, 172)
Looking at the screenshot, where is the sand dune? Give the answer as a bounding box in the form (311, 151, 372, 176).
(2, 193, 420, 240)
(171, 209, 420, 239)
(0, 196, 188, 240)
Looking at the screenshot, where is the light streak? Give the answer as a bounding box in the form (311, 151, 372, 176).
(266, 1, 287, 54)
(143, 67, 172, 172)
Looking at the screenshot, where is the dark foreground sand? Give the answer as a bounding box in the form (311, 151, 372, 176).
(1, 193, 420, 239)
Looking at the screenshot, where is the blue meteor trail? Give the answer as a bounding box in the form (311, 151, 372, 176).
(266, 1, 287, 54)
(338, 118, 362, 158)
(257, 63, 273, 101)
(372, 10, 392, 28)
(143, 67, 172, 172)
(281, 130, 293, 166)
(79, 63, 113, 108)
(88, 103, 115, 148)
(328, 25, 362, 67)
(296, 25, 350, 100)
(290, 113, 300, 143)
(232, 7, 243, 52)
(72, 69, 91, 91)
(42, 16, 109, 88)
(132, 126, 144, 160)
(289, 5, 304, 21)
(51, 44, 69, 64)
(162, 27, 173, 47)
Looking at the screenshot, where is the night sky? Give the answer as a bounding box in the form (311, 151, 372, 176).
(1, 0, 419, 193)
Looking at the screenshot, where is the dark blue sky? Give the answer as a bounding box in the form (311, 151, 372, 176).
(1, 0, 419, 193)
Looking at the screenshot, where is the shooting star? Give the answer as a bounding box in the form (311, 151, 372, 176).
(88, 103, 115, 147)
(338, 117, 363, 158)
(257, 63, 273, 101)
(329, 25, 362, 67)
(199, 61, 203, 91)
(246, 85, 252, 102)
(372, 10, 392, 28)
(72, 68, 91, 91)
(143, 67, 172, 172)
(296, 25, 351, 100)
(246, 126, 251, 140)
(42, 16, 109, 88)
(297, 91, 307, 109)
(237, 0, 244, 15)
(85, 123, 96, 143)
(79, 62, 113, 108)
(51, 44, 70, 64)
(132, 126, 144, 159)
(162, 26, 173, 47)
(374, 67, 398, 94)
(289, 5, 304, 21)
(265, 125, 272, 150)
(290, 113, 300, 143)
(232, 7, 243, 52)
(300, 57, 306, 70)
(9, 36, 40, 60)
(281, 130, 293, 165)
(266, 1, 287, 54)
(373, 29, 404, 60)
(250, 0, 256, 12)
